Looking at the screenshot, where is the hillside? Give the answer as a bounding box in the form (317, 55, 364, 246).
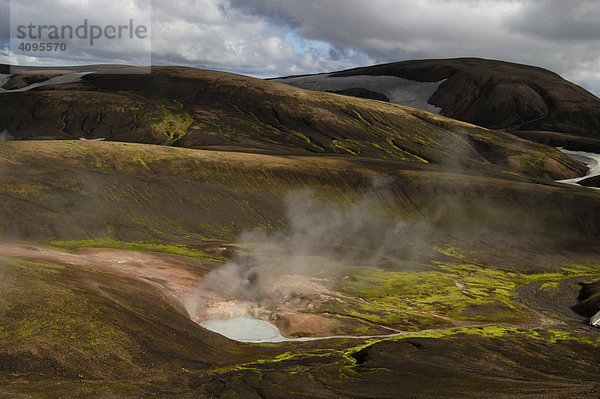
(1, 139, 600, 397)
(276, 58, 600, 151)
(1, 63, 600, 398)
(0, 66, 586, 180)
(0, 139, 598, 247)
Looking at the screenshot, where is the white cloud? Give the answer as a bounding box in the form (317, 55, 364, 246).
(149, 0, 368, 76)
(221, 0, 600, 93)
(7, 0, 151, 67)
(1, 0, 599, 95)
(509, 0, 600, 41)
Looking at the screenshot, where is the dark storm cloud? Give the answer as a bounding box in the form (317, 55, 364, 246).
(0, 0, 9, 41)
(228, 0, 301, 27)
(227, 0, 514, 51)
(223, 0, 600, 94)
(509, 0, 600, 41)
(2, 0, 151, 67)
(1, 0, 10, 64)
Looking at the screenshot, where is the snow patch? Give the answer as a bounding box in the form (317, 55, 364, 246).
(0, 72, 91, 93)
(556, 148, 600, 188)
(274, 73, 445, 114)
(591, 311, 600, 327)
(0, 74, 11, 89)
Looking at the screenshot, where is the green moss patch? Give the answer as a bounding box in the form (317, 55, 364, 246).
(330, 245, 600, 331)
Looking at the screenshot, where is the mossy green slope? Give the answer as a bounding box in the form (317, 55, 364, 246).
(0, 139, 600, 397)
(0, 256, 260, 380)
(0, 139, 598, 248)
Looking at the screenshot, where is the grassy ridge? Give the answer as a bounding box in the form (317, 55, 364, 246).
(1, 140, 598, 247)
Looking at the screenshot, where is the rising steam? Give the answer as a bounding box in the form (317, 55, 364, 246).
(0, 130, 13, 141)
(184, 183, 433, 322)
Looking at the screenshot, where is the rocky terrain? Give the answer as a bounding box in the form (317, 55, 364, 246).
(0, 60, 600, 398)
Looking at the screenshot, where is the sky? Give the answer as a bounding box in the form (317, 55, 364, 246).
(1, 0, 599, 96)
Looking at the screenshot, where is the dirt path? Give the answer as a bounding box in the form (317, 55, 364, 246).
(514, 275, 600, 330)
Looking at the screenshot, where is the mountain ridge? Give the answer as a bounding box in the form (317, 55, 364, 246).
(276, 57, 600, 149)
(0, 65, 586, 180)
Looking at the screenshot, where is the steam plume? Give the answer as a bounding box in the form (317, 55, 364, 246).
(0, 130, 13, 141)
(185, 183, 433, 321)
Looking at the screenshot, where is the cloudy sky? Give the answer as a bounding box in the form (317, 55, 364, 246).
(1, 0, 599, 95)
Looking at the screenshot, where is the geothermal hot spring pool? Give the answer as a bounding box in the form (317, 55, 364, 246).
(200, 317, 289, 342)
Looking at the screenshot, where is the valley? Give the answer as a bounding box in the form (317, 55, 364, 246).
(1, 58, 600, 397)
